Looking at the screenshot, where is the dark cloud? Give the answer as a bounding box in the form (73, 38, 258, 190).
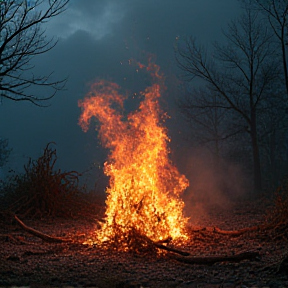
(0, 0, 240, 190)
(47, 0, 128, 39)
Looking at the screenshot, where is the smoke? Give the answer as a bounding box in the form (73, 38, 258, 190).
(180, 146, 251, 225)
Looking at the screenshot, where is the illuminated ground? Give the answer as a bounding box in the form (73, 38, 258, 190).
(0, 199, 287, 288)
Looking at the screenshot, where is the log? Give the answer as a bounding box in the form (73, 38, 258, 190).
(170, 250, 260, 265)
(14, 215, 73, 243)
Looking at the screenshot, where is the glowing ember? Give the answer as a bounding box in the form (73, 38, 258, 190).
(78, 61, 189, 249)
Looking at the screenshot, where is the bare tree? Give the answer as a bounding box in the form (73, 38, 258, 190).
(257, 87, 288, 187)
(0, 138, 11, 168)
(178, 86, 242, 162)
(0, 0, 69, 105)
(254, 0, 288, 98)
(175, 5, 280, 195)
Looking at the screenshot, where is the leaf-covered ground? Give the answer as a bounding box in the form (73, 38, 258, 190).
(0, 199, 288, 288)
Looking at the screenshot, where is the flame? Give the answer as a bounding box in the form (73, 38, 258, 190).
(78, 61, 189, 250)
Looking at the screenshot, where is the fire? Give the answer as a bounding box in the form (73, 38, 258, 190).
(78, 61, 189, 250)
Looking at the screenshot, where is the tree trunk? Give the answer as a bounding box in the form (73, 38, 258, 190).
(250, 113, 262, 196)
(281, 28, 288, 99)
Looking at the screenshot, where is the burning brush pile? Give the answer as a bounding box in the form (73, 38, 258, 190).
(78, 61, 189, 252)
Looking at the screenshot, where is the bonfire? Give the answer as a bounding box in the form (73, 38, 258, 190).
(78, 61, 189, 251)
(10, 60, 266, 265)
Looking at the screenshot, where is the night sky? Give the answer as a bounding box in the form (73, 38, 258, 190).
(0, 0, 240, 194)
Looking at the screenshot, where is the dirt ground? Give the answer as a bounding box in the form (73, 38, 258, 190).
(0, 199, 288, 288)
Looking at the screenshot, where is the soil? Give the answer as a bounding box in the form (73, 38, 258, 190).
(0, 199, 288, 288)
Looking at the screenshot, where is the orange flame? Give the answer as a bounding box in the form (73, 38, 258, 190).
(78, 61, 189, 249)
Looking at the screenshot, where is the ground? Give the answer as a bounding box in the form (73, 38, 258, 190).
(0, 199, 287, 288)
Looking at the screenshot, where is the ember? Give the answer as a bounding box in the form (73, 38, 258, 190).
(78, 61, 189, 250)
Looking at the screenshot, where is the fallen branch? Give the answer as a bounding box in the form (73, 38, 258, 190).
(170, 250, 260, 265)
(213, 225, 260, 237)
(14, 215, 73, 243)
(189, 225, 261, 237)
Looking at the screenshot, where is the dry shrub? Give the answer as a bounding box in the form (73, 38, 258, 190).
(2, 142, 102, 219)
(264, 175, 288, 239)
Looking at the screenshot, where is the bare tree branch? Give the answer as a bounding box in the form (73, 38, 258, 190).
(0, 0, 69, 105)
(254, 0, 288, 98)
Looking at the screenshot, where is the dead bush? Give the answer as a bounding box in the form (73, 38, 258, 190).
(1, 143, 103, 219)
